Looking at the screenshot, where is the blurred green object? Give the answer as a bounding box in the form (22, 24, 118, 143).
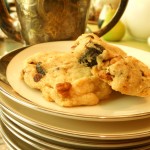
(101, 7, 126, 41)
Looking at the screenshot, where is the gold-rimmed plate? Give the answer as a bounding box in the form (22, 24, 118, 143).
(1, 93, 150, 141)
(1, 108, 150, 149)
(3, 41, 150, 121)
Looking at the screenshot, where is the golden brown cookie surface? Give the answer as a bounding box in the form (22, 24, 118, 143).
(22, 51, 112, 107)
(73, 33, 150, 97)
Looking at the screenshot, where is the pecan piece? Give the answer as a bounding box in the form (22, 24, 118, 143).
(56, 82, 72, 97)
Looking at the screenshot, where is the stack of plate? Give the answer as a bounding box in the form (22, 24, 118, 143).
(0, 42, 150, 150)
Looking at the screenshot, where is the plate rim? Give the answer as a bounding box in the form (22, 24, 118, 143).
(1, 96, 150, 141)
(2, 41, 150, 121)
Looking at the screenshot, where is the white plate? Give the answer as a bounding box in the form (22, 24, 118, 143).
(6, 41, 150, 121)
(1, 82, 150, 140)
(1, 119, 67, 150)
(1, 113, 68, 150)
(2, 108, 150, 149)
(1, 121, 31, 150)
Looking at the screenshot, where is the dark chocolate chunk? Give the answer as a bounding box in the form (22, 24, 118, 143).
(78, 44, 104, 67)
